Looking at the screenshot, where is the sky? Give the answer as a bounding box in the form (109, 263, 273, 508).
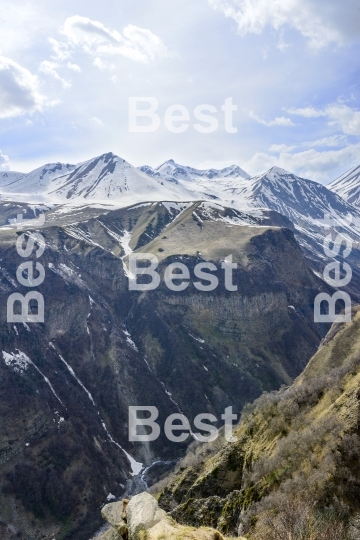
(0, 0, 359, 183)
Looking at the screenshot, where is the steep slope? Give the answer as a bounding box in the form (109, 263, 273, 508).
(230, 166, 358, 220)
(158, 306, 360, 538)
(0, 153, 200, 206)
(0, 171, 24, 184)
(125, 201, 330, 407)
(328, 164, 360, 208)
(206, 165, 360, 252)
(0, 200, 330, 539)
(232, 167, 360, 275)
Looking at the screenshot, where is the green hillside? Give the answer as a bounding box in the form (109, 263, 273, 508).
(157, 307, 360, 539)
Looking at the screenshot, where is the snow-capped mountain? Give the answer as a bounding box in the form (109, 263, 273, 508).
(328, 165, 360, 208)
(140, 159, 249, 182)
(139, 159, 249, 200)
(227, 166, 360, 224)
(221, 166, 360, 269)
(0, 171, 24, 184)
(141, 162, 360, 243)
(0, 153, 201, 205)
(2, 153, 360, 260)
(0, 163, 75, 192)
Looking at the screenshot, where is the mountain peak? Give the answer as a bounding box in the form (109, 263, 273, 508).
(267, 166, 292, 176)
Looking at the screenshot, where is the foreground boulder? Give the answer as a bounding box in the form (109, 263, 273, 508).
(100, 492, 225, 540)
(126, 492, 167, 539)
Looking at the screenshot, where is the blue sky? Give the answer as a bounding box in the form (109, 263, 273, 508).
(0, 0, 359, 183)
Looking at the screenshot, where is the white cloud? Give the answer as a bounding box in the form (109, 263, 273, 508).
(91, 117, 104, 126)
(249, 111, 295, 127)
(208, 0, 360, 48)
(48, 38, 71, 61)
(269, 135, 347, 153)
(0, 150, 10, 170)
(39, 60, 71, 89)
(287, 103, 360, 135)
(62, 15, 169, 63)
(122, 25, 169, 62)
(325, 104, 360, 136)
(0, 56, 45, 118)
(245, 143, 360, 182)
(303, 134, 348, 148)
(268, 143, 296, 152)
(67, 62, 81, 72)
(277, 29, 291, 51)
(93, 58, 115, 71)
(286, 106, 324, 118)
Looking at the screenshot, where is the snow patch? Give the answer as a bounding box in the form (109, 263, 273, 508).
(3, 350, 65, 407)
(3, 350, 31, 373)
(189, 332, 205, 344)
(123, 329, 138, 351)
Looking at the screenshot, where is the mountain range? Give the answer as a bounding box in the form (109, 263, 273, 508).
(2, 152, 360, 298)
(1, 152, 360, 539)
(1, 153, 359, 213)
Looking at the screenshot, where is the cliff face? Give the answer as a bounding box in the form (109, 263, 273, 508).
(128, 223, 330, 420)
(0, 201, 330, 539)
(158, 307, 360, 538)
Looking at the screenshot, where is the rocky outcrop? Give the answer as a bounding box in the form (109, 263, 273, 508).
(102, 499, 129, 538)
(100, 493, 227, 540)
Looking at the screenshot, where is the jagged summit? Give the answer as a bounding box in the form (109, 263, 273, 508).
(152, 159, 250, 180)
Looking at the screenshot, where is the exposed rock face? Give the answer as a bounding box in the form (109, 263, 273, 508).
(126, 492, 167, 539)
(100, 493, 225, 540)
(102, 499, 129, 538)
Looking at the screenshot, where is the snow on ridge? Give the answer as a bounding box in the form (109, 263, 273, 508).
(2, 350, 65, 407)
(0, 152, 200, 206)
(161, 201, 192, 213)
(328, 164, 360, 206)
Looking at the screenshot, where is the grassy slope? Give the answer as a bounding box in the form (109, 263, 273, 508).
(157, 307, 360, 537)
(131, 202, 273, 265)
